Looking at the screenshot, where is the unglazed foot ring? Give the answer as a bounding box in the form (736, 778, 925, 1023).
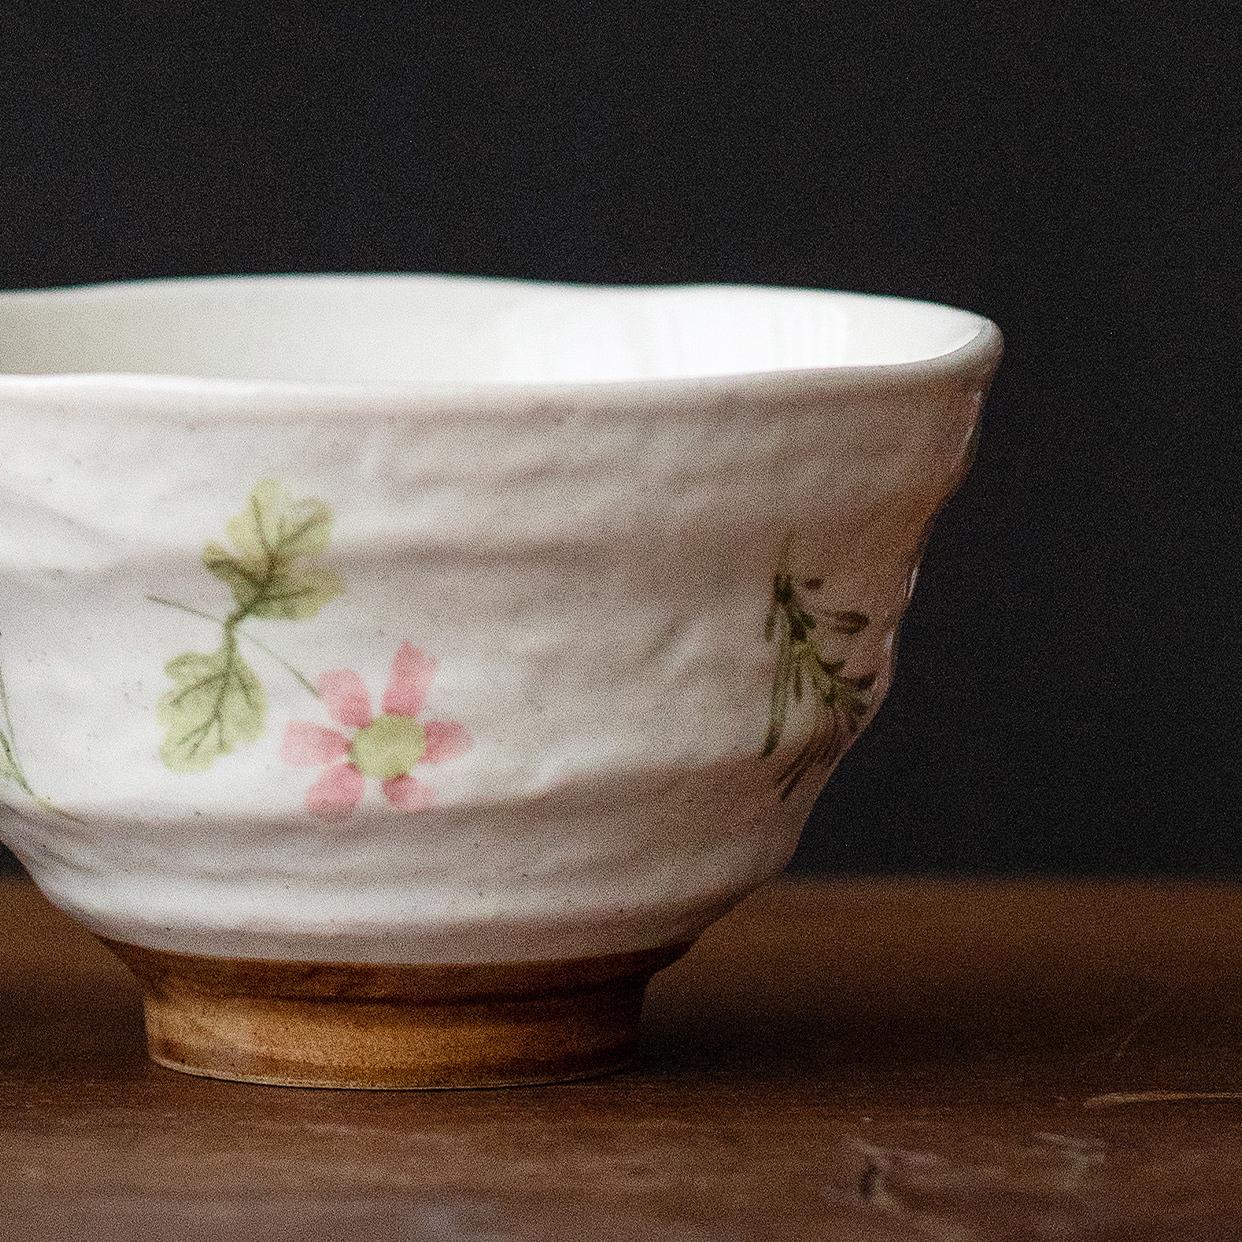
(104, 941, 688, 1089)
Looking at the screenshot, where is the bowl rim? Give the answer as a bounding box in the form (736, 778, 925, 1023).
(0, 272, 1003, 408)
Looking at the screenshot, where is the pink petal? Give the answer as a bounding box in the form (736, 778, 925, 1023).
(317, 670, 373, 728)
(281, 723, 351, 767)
(382, 643, 437, 718)
(306, 763, 365, 819)
(383, 774, 436, 811)
(421, 720, 471, 764)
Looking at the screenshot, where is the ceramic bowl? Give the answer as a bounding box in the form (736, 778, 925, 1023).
(0, 274, 1001, 1087)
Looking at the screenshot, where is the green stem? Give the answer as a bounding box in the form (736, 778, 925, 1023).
(0, 665, 20, 764)
(35, 793, 86, 825)
(0, 661, 84, 822)
(0, 665, 33, 798)
(146, 595, 320, 698)
(1, 736, 34, 797)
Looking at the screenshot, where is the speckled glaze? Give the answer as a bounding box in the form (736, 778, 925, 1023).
(0, 275, 999, 1084)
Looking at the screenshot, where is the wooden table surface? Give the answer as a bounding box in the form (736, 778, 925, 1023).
(3, 875, 1242, 1241)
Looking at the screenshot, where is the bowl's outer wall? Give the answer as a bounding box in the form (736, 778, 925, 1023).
(0, 348, 999, 962)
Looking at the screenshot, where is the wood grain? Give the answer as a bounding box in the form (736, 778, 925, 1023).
(4, 876, 1242, 1240)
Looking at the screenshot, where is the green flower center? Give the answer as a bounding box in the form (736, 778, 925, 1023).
(349, 714, 426, 780)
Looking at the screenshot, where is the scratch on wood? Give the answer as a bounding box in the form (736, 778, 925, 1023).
(849, 1141, 937, 1214)
(1034, 1132, 1105, 1191)
(858, 1155, 884, 1203)
(1083, 1091, 1242, 1110)
(853, 1142, 902, 1212)
(1075, 985, 1186, 1070)
(1108, 986, 1185, 1065)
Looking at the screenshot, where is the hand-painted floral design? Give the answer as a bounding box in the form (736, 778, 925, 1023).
(282, 643, 471, 819)
(762, 535, 878, 801)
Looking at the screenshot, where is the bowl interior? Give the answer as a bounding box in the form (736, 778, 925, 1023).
(0, 274, 986, 387)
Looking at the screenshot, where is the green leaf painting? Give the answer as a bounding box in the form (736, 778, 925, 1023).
(152, 479, 341, 773)
(762, 535, 877, 801)
(203, 479, 342, 621)
(158, 644, 266, 773)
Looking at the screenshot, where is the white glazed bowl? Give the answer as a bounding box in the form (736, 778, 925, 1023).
(0, 274, 1000, 1085)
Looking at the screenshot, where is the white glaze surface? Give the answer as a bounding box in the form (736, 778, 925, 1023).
(0, 275, 1000, 963)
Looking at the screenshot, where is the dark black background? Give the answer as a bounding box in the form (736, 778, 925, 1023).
(0, 5, 1236, 873)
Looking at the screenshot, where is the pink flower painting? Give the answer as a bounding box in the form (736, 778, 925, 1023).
(282, 643, 470, 818)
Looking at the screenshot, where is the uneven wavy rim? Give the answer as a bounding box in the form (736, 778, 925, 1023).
(0, 273, 1003, 412)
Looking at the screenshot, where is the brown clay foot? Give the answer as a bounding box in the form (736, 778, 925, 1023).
(100, 940, 687, 1089)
